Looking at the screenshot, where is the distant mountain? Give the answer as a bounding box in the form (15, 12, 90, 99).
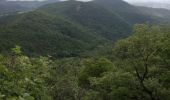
(12, 0, 60, 9)
(132, 2, 170, 10)
(0, 0, 60, 15)
(137, 6, 170, 23)
(93, 0, 160, 24)
(0, 0, 25, 15)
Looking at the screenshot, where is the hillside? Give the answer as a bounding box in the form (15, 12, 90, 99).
(0, 0, 170, 57)
(0, 1, 132, 57)
(93, 0, 160, 24)
(0, 11, 109, 57)
(1, 1, 170, 100)
(39, 1, 132, 40)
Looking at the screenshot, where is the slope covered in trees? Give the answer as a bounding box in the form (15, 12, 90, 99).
(39, 1, 132, 40)
(1, 24, 170, 100)
(93, 0, 160, 24)
(0, 10, 108, 57)
(1, 0, 170, 57)
(0, 0, 170, 100)
(0, 0, 133, 57)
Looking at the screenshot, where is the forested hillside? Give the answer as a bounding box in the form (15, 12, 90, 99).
(1, 24, 170, 100)
(1, 0, 169, 57)
(39, 1, 132, 40)
(0, 0, 133, 57)
(0, 10, 108, 57)
(93, 0, 160, 24)
(0, 0, 170, 100)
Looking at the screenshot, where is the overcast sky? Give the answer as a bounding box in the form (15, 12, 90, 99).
(7, 0, 170, 3)
(124, 0, 170, 3)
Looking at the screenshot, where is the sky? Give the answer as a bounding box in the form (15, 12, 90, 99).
(8, 0, 90, 1)
(124, 0, 170, 3)
(7, 0, 170, 3)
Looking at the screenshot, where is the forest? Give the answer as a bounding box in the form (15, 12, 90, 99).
(0, 24, 170, 100)
(0, 0, 170, 100)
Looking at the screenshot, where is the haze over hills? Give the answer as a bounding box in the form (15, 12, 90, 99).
(125, 0, 170, 10)
(137, 6, 170, 22)
(0, 0, 25, 15)
(3, 0, 170, 10)
(0, 0, 60, 15)
(132, 2, 170, 10)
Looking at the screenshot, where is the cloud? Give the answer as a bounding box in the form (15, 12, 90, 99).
(60, 0, 92, 1)
(8, 0, 92, 1)
(7, 0, 170, 3)
(124, 0, 170, 3)
(8, 0, 46, 1)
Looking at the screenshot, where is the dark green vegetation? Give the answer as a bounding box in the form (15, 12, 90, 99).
(1, 0, 170, 99)
(0, 10, 108, 57)
(39, 1, 131, 40)
(0, 46, 52, 100)
(1, 0, 170, 57)
(1, 24, 170, 100)
(0, 0, 133, 57)
(93, 0, 159, 24)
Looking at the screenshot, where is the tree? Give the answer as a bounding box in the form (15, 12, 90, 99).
(0, 46, 52, 100)
(113, 24, 170, 100)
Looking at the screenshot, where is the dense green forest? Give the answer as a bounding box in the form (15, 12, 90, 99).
(0, 0, 132, 57)
(0, 24, 170, 100)
(0, 0, 170, 100)
(1, 0, 170, 58)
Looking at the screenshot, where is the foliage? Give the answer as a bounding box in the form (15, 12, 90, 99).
(112, 24, 170, 100)
(47, 24, 170, 100)
(0, 0, 133, 58)
(0, 46, 52, 100)
(1, 1, 170, 98)
(48, 58, 83, 100)
(78, 58, 112, 89)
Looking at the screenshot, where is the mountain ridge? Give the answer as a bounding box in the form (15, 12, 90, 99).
(0, 0, 170, 57)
